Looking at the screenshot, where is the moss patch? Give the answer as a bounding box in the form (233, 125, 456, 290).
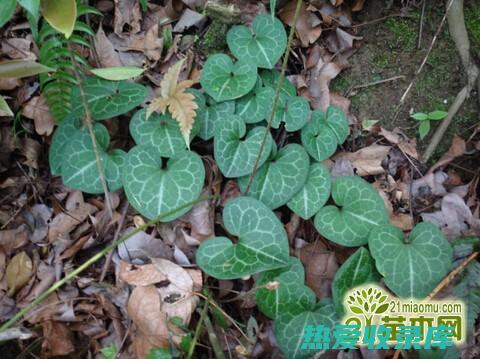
(200, 20, 228, 56)
(385, 17, 418, 51)
(465, 1, 480, 55)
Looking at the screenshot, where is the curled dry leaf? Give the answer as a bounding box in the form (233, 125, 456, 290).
(22, 95, 55, 136)
(127, 259, 201, 357)
(119, 261, 168, 286)
(279, 2, 322, 47)
(308, 55, 342, 111)
(333, 145, 391, 176)
(48, 191, 98, 243)
(6, 251, 33, 296)
(125, 24, 164, 61)
(178, 193, 214, 244)
(116, 228, 173, 263)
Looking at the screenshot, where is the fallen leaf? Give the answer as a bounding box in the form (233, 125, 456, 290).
(352, 0, 365, 11)
(428, 135, 466, 173)
(333, 145, 391, 176)
(297, 242, 338, 299)
(279, 1, 322, 47)
(41, 321, 75, 357)
(20, 137, 41, 169)
(113, 0, 142, 36)
(0, 225, 29, 254)
(6, 251, 33, 296)
(178, 194, 214, 244)
(148, 58, 197, 148)
(173, 8, 207, 32)
(22, 95, 55, 136)
(119, 261, 168, 286)
(421, 193, 480, 238)
(48, 191, 98, 242)
(308, 53, 342, 111)
(125, 24, 164, 61)
(94, 23, 123, 68)
(1, 38, 36, 60)
(116, 229, 173, 263)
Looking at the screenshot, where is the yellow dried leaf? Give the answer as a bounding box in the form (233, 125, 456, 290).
(6, 251, 33, 296)
(147, 59, 198, 148)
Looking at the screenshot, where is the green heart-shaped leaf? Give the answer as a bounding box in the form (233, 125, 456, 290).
(275, 303, 337, 359)
(287, 163, 331, 220)
(301, 106, 349, 161)
(196, 196, 290, 279)
(332, 247, 380, 316)
(273, 94, 310, 132)
(70, 78, 148, 120)
(130, 108, 198, 157)
(122, 145, 205, 221)
(60, 123, 126, 193)
(49, 115, 81, 175)
(314, 176, 388, 247)
(214, 115, 273, 178)
(260, 69, 296, 98)
(200, 54, 257, 102)
(235, 85, 275, 124)
(369, 222, 453, 298)
(194, 90, 235, 140)
(256, 257, 316, 321)
(227, 14, 287, 69)
(238, 144, 309, 209)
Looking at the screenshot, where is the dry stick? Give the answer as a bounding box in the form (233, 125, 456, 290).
(99, 201, 129, 282)
(243, 0, 303, 195)
(393, 0, 455, 122)
(346, 75, 405, 97)
(0, 196, 212, 333)
(423, 0, 479, 162)
(67, 43, 113, 218)
(417, 0, 427, 49)
(426, 252, 479, 300)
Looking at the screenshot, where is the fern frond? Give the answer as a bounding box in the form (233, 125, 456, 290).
(38, 2, 100, 121)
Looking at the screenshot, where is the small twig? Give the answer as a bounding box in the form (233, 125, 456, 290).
(243, 0, 303, 195)
(417, 0, 427, 49)
(426, 252, 479, 300)
(0, 196, 212, 332)
(99, 201, 129, 282)
(67, 43, 113, 219)
(204, 311, 226, 359)
(393, 0, 455, 121)
(346, 75, 405, 97)
(187, 298, 210, 359)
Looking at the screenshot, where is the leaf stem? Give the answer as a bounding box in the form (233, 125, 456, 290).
(0, 196, 213, 333)
(67, 43, 113, 218)
(187, 297, 210, 359)
(243, 0, 303, 195)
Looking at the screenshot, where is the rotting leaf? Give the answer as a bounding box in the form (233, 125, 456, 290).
(6, 251, 33, 296)
(148, 58, 198, 148)
(22, 95, 55, 136)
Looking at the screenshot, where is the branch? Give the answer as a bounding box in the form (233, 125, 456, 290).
(67, 43, 113, 218)
(243, 0, 303, 195)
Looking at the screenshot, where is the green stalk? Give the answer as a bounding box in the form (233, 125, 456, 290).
(0, 196, 212, 332)
(243, 0, 303, 195)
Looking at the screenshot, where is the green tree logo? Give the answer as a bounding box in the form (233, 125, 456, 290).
(346, 287, 390, 326)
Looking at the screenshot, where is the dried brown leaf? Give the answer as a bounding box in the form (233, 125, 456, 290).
(94, 23, 123, 68)
(22, 95, 55, 136)
(0, 226, 29, 254)
(41, 321, 75, 357)
(113, 0, 142, 36)
(428, 135, 466, 173)
(279, 2, 322, 47)
(119, 261, 168, 286)
(48, 191, 98, 242)
(333, 145, 391, 176)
